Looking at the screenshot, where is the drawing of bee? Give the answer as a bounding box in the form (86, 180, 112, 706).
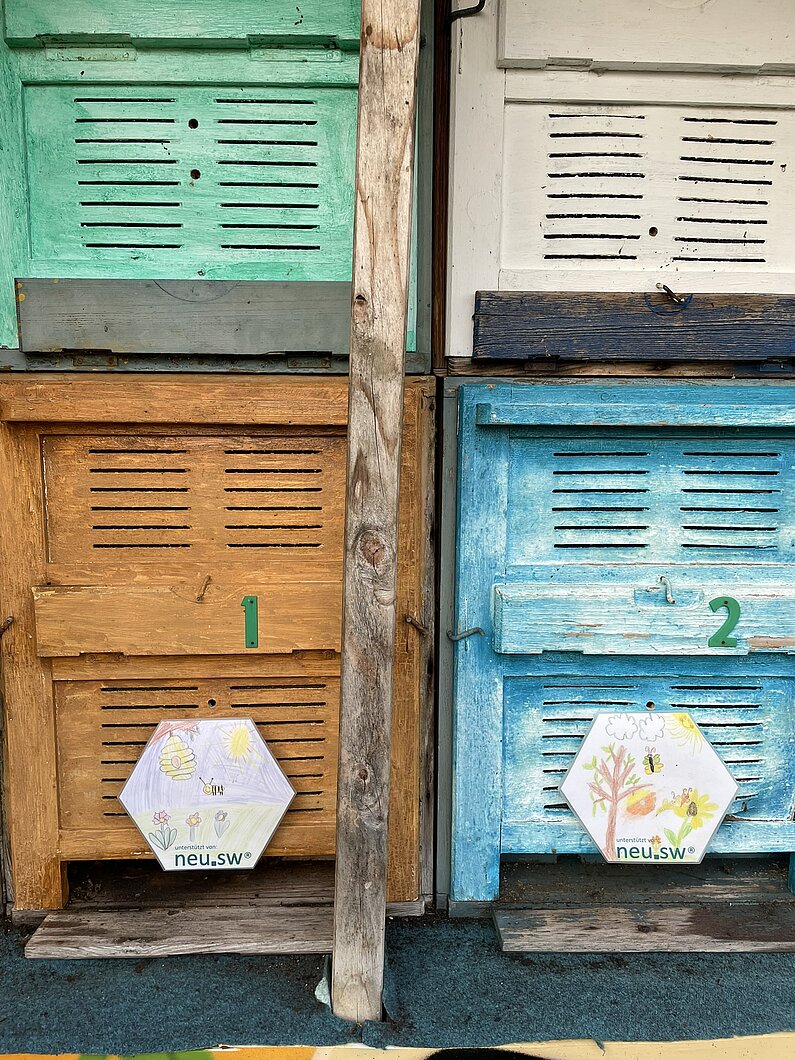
(200, 777, 224, 797)
(644, 746, 664, 775)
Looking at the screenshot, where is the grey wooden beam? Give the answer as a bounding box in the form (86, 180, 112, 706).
(331, 0, 421, 1024)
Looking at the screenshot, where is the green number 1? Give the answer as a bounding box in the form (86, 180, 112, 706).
(241, 595, 259, 649)
(708, 596, 741, 648)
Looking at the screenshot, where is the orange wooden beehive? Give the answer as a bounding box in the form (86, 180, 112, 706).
(0, 375, 434, 912)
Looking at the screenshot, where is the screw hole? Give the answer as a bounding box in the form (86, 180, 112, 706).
(191, 168, 201, 180)
(208, 698, 217, 708)
(649, 226, 658, 237)
(646, 701, 656, 711)
(188, 118, 199, 129)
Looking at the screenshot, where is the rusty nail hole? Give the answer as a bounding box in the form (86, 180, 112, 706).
(191, 168, 201, 180)
(208, 699, 217, 708)
(188, 118, 199, 129)
(358, 768, 368, 781)
(649, 226, 658, 237)
(646, 701, 655, 711)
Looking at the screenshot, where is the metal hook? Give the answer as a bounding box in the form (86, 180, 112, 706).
(659, 576, 676, 605)
(449, 0, 486, 24)
(447, 626, 485, 642)
(405, 613, 430, 637)
(656, 282, 689, 306)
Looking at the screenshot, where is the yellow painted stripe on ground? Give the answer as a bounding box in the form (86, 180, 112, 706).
(2, 1037, 795, 1060)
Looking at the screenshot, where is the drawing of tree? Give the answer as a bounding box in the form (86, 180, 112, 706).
(583, 743, 653, 857)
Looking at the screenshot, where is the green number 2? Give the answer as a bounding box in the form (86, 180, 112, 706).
(241, 595, 259, 649)
(708, 596, 741, 648)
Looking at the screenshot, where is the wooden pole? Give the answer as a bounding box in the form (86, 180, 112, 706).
(331, 0, 422, 1023)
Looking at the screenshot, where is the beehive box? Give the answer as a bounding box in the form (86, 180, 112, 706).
(0, 375, 434, 912)
(0, 0, 425, 368)
(449, 380, 795, 903)
(446, 0, 795, 362)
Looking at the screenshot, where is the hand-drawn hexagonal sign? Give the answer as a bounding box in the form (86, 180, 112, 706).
(560, 712, 737, 865)
(119, 718, 294, 871)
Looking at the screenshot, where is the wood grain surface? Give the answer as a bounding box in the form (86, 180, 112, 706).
(331, 0, 421, 1022)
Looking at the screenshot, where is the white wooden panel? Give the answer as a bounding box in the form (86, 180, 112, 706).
(499, 0, 795, 73)
(501, 100, 795, 292)
(446, 0, 505, 359)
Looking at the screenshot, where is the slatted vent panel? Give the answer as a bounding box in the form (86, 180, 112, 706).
(24, 86, 356, 280)
(501, 103, 795, 284)
(42, 434, 346, 566)
(507, 432, 794, 565)
(503, 672, 795, 840)
(56, 675, 340, 856)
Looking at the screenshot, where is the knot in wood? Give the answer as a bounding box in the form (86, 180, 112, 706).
(354, 528, 396, 606)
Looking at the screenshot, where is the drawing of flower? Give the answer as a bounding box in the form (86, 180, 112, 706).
(669, 712, 705, 753)
(149, 810, 177, 851)
(186, 812, 202, 842)
(650, 835, 662, 850)
(214, 810, 230, 838)
(638, 714, 665, 742)
(670, 788, 718, 831)
(625, 789, 656, 817)
(605, 714, 638, 741)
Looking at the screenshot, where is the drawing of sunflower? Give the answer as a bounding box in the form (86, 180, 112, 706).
(671, 788, 718, 830)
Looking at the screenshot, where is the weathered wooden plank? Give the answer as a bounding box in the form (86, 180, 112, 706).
(34, 581, 341, 657)
(0, 36, 25, 349)
(331, 0, 421, 1023)
(25, 905, 334, 959)
(0, 425, 65, 910)
(493, 579, 795, 656)
(498, 0, 795, 73)
(500, 818, 795, 856)
(494, 903, 795, 953)
(449, 386, 511, 905)
(0, 375, 350, 425)
(473, 293, 795, 363)
(4, 0, 361, 48)
(17, 280, 353, 358)
(388, 378, 435, 903)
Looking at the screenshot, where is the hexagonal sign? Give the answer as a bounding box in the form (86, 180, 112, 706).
(560, 712, 737, 865)
(119, 719, 294, 871)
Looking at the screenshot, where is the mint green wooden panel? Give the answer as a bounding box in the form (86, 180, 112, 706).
(0, 36, 24, 348)
(4, 0, 360, 48)
(24, 84, 356, 281)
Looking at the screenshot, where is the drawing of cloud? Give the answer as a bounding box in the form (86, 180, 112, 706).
(638, 714, 666, 741)
(605, 713, 638, 740)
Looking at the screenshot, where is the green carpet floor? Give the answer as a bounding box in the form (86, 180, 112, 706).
(1, 917, 794, 1052)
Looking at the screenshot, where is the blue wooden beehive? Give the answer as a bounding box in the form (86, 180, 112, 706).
(451, 381, 795, 903)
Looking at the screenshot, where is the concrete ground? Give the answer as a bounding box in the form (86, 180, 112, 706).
(1, 916, 794, 1053)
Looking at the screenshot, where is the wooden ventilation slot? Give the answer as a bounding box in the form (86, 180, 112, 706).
(677, 448, 783, 555)
(25, 85, 356, 278)
(543, 111, 646, 262)
(42, 433, 346, 566)
(549, 447, 651, 553)
(223, 445, 327, 551)
(503, 676, 788, 827)
(511, 434, 792, 565)
(501, 100, 795, 287)
(55, 675, 340, 857)
(674, 115, 776, 264)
